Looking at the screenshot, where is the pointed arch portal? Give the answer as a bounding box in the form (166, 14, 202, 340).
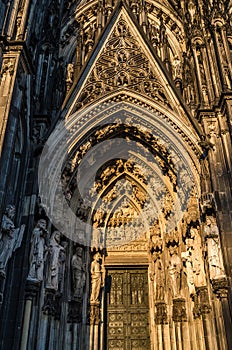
(1, 0, 232, 349)
(35, 3, 229, 350)
(38, 91, 209, 349)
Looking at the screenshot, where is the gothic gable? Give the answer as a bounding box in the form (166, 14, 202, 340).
(63, 4, 193, 130)
(73, 17, 172, 110)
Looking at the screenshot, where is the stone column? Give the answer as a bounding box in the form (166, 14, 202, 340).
(20, 281, 40, 350)
(172, 298, 188, 350)
(89, 303, 100, 350)
(154, 301, 169, 349)
(212, 277, 232, 349)
(198, 287, 218, 350)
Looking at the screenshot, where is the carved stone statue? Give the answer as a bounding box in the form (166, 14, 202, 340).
(182, 248, 196, 296)
(168, 246, 182, 298)
(91, 223, 102, 251)
(58, 241, 67, 294)
(152, 252, 164, 301)
(172, 56, 181, 79)
(0, 205, 24, 276)
(90, 252, 102, 303)
(187, 228, 206, 288)
(66, 63, 74, 84)
(204, 216, 226, 280)
(27, 219, 48, 282)
(72, 246, 86, 299)
(204, 216, 219, 237)
(85, 24, 95, 52)
(46, 231, 65, 291)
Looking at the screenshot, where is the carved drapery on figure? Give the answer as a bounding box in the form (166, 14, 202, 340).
(0, 205, 24, 277)
(189, 228, 206, 287)
(182, 246, 196, 296)
(27, 219, 48, 283)
(58, 242, 67, 294)
(90, 252, 102, 303)
(151, 252, 165, 301)
(66, 63, 74, 92)
(204, 216, 226, 280)
(72, 246, 86, 299)
(46, 231, 65, 291)
(182, 227, 207, 299)
(168, 246, 182, 298)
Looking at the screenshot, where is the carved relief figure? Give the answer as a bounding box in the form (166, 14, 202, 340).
(90, 252, 102, 303)
(131, 275, 139, 304)
(27, 219, 48, 282)
(204, 216, 226, 280)
(72, 246, 86, 299)
(0, 205, 17, 275)
(110, 273, 123, 305)
(137, 275, 144, 304)
(168, 246, 182, 298)
(46, 231, 65, 291)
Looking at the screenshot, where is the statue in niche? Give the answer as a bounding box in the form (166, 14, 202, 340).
(187, 228, 206, 288)
(168, 246, 182, 298)
(90, 252, 102, 303)
(192, 260, 206, 288)
(46, 231, 65, 291)
(186, 192, 199, 224)
(152, 252, 165, 301)
(0, 205, 24, 276)
(58, 241, 67, 294)
(27, 219, 48, 282)
(172, 56, 181, 79)
(72, 246, 86, 299)
(66, 63, 74, 85)
(185, 256, 196, 296)
(182, 246, 196, 296)
(85, 24, 95, 52)
(204, 216, 226, 280)
(91, 222, 102, 251)
(149, 221, 162, 252)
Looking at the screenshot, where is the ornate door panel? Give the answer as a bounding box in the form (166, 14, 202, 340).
(106, 269, 150, 350)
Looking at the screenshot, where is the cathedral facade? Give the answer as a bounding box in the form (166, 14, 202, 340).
(0, 0, 232, 349)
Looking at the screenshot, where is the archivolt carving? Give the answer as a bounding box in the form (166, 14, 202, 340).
(66, 99, 201, 180)
(59, 115, 198, 251)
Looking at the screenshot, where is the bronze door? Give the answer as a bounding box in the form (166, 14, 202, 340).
(105, 269, 150, 350)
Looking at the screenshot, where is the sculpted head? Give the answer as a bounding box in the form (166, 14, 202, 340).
(52, 231, 61, 243)
(75, 246, 83, 256)
(37, 219, 47, 230)
(206, 216, 216, 226)
(5, 204, 16, 219)
(93, 252, 101, 261)
(190, 227, 197, 238)
(169, 245, 178, 256)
